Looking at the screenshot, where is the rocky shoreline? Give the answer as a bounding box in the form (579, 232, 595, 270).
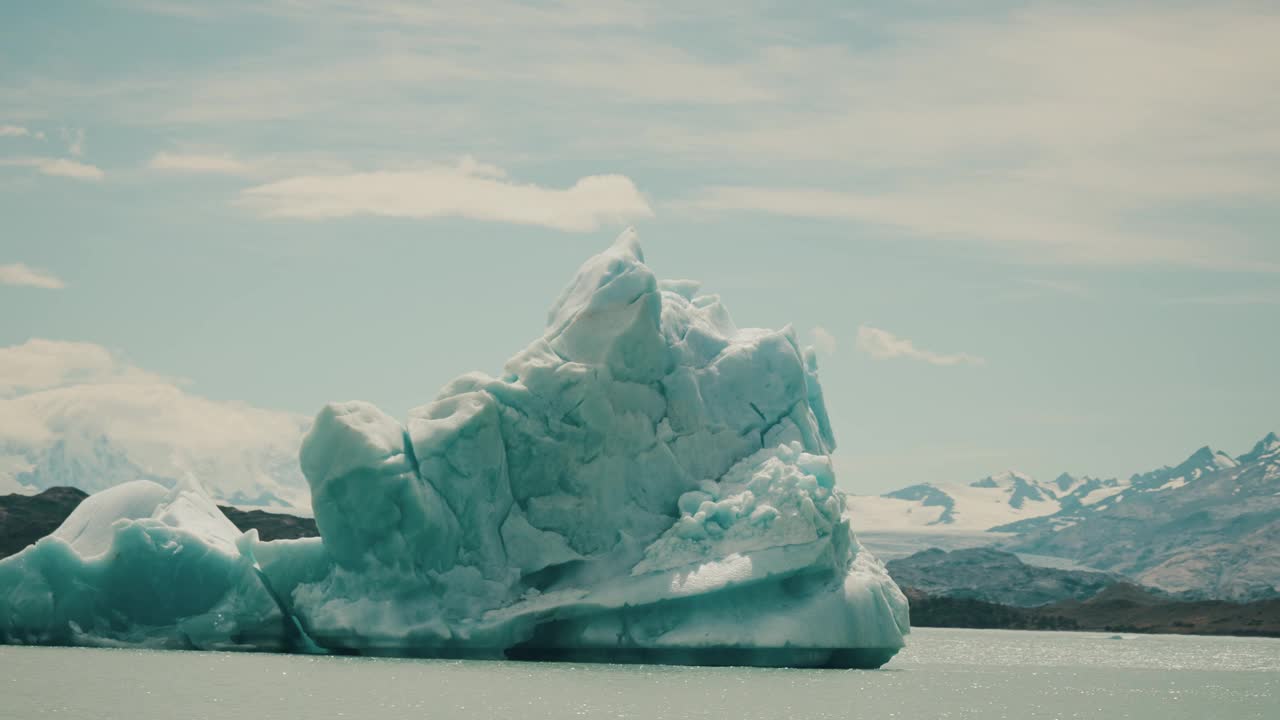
(905, 584, 1280, 637)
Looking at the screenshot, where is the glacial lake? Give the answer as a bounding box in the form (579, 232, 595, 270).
(3, 628, 1276, 719)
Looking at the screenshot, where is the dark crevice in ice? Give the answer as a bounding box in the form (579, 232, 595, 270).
(401, 429, 422, 479)
(748, 401, 799, 450)
(247, 564, 324, 654)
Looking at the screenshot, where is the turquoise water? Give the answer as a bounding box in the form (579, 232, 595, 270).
(3, 629, 1276, 719)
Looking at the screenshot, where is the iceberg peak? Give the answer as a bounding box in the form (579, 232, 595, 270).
(611, 225, 643, 259)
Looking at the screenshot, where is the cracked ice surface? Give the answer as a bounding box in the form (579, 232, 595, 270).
(0, 230, 909, 667)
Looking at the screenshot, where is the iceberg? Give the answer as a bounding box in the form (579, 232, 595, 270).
(0, 479, 293, 650)
(0, 230, 910, 667)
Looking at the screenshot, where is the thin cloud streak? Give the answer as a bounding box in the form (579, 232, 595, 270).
(1015, 279, 1092, 299)
(0, 263, 65, 289)
(0, 156, 104, 180)
(149, 152, 255, 175)
(856, 325, 984, 367)
(682, 185, 1278, 272)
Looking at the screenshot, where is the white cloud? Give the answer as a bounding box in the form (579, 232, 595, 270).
(811, 326, 837, 356)
(0, 156, 104, 180)
(855, 325, 984, 367)
(0, 339, 164, 398)
(0, 263, 65, 289)
(0, 339, 310, 507)
(149, 151, 255, 175)
(655, 5, 1280, 270)
(239, 159, 653, 231)
(663, 6, 1280, 175)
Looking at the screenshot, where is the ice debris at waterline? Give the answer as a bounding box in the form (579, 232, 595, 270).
(0, 230, 910, 668)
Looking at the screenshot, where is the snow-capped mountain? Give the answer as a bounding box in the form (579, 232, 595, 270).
(995, 444, 1249, 535)
(845, 440, 1259, 536)
(1238, 431, 1280, 463)
(0, 340, 311, 509)
(848, 432, 1280, 600)
(1004, 433, 1280, 600)
(845, 470, 1071, 533)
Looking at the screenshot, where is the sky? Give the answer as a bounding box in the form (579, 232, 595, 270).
(1, 0, 1278, 495)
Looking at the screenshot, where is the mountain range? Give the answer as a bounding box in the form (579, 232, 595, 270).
(1003, 434, 1280, 600)
(846, 469, 1073, 532)
(847, 432, 1280, 600)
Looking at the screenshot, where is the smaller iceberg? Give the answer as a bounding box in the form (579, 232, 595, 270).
(0, 229, 910, 667)
(0, 480, 292, 650)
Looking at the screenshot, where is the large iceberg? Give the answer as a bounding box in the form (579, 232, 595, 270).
(0, 230, 910, 667)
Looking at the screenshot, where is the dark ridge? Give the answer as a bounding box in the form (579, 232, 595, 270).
(0, 486, 88, 559)
(886, 547, 1118, 607)
(903, 588, 1080, 631)
(905, 585, 1280, 637)
(216, 506, 318, 542)
(882, 484, 956, 524)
